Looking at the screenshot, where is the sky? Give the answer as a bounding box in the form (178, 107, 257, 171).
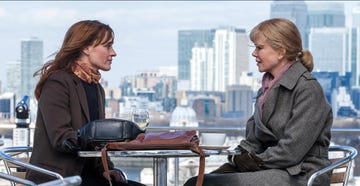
(0, 1, 359, 88)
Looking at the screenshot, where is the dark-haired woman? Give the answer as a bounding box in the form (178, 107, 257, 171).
(27, 20, 144, 186)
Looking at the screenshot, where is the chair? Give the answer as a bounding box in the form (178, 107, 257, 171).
(307, 145, 358, 186)
(0, 146, 82, 186)
(0, 172, 81, 186)
(2, 146, 33, 180)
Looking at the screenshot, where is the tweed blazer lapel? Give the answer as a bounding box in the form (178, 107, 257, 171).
(253, 90, 277, 142)
(261, 62, 307, 123)
(72, 74, 91, 122)
(261, 85, 279, 124)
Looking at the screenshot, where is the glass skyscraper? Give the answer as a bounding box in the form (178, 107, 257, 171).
(350, 5, 360, 87)
(20, 37, 43, 98)
(309, 27, 348, 75)
(307, 2, 345, 28)
(306, 2, 345, 49)
(6, 60, 21, 98)
(177, 30, 214, 81)
(270, 0, 308, 48)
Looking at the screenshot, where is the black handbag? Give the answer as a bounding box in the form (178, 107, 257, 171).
(78, 118, 144, 150)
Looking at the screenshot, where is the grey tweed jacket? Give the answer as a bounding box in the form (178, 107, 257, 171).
(239, 62, 333, 185)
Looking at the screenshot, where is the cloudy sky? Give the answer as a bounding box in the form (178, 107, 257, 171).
(0, 1, 358, 88)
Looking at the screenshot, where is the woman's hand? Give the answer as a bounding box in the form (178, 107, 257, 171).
(233, 149, 264, 172)
(103, 169, 128, 183)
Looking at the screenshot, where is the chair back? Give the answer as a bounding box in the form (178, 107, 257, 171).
(2, 146, 32, 181)
(0, 146, 80, 186)
(307, 145, 358, 186)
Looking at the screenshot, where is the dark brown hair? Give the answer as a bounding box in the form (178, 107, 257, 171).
(34, 20, 114, 100)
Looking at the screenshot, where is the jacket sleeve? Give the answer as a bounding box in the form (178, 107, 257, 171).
(38, 76, 79, 152)
(240, 115, 265, 153)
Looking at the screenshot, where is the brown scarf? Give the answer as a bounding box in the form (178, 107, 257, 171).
(72, 61, 101, 84)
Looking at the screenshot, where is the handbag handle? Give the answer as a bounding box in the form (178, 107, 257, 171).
(101, 146, 112, 186)
(101, 131, 205, 186)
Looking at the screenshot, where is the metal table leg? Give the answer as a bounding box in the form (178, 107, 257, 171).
(153, 157, 167, 186)
(175, 157, 179, 186)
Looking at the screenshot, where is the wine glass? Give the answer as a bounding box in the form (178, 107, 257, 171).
(131, 108, 150, 131)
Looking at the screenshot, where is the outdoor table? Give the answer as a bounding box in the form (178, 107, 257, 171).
(79, 148, 240, 186)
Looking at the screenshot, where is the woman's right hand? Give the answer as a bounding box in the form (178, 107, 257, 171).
(102, 169, 128, 183)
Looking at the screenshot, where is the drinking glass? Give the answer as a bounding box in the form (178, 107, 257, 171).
(131, 108, 150, 131)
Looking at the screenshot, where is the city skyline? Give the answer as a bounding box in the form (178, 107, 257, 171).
(0, 1, 358, 88)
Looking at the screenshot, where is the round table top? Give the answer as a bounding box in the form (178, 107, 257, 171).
(79, 148, 240, 158)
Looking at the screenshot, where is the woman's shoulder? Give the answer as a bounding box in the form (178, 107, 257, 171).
(301, 71, 316, 81)
(48, 70, 75, 81)
(45, 70, 80, 87)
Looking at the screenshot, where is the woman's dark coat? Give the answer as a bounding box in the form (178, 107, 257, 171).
(26, 70, 110, 183)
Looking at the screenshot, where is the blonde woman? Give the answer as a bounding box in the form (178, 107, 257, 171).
(185, 18, 333, 186)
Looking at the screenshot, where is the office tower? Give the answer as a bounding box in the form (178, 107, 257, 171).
(306, 2, 345, 48)
(270, 0, 308, 48)
(178, 30, 214, 81)
(307, 2, 345, 27)
(6, 60, 21, 98)
(190, 27, 249, 92)
(190, 44, 213, 91)
(225, 85, 253, 119)
(309, 27, 348, 75)
(213, 27, 249, 91)
(350, 5, 360, 86)
(20, 37, 43, 98)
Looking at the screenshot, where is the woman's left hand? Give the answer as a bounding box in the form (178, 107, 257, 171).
(103, 169, 128, 183)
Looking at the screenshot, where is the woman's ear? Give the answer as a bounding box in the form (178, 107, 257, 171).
(82, 46, 91, 55)
(278, 48, 286, 60)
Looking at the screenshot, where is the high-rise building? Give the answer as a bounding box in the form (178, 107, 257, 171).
(189, 27, 249, 92)
(270, 0, 308, 48)
(212, 27, 249, 91)
(350, 5, 360, 86)
(271, 1, 346, 49)
(6, 60, 21, 98)
(178, 30, 214, 81)
(307, 2, 345, 28)
(309, 27, 348, 75)
(190, 44, 213, 91)
(306, 2, 345, 48)
(20, 37, 43, 98)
